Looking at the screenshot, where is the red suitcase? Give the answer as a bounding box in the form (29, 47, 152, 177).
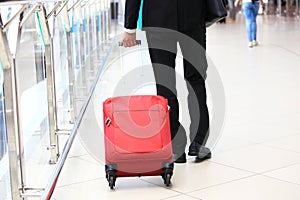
(103, 95, 174, 189)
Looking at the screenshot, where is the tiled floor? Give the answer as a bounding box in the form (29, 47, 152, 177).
(50, 15, 300, 200)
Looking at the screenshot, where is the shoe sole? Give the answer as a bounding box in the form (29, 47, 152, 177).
(194, 153, 212, 163)
(174, 159, 187, 164)
(188, 151, 198, 156)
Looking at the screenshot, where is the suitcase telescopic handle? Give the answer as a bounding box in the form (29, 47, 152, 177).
(118, 40, 142, 46)
(119, 39, 144, 78)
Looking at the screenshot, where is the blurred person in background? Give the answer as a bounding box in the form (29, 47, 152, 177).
(228, 0, 237, 22)
(242, 0, 264, 47)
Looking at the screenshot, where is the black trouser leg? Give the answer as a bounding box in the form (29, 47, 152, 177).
(146, 32, 187, 155)
(179, 28, 209, 146)
(183, 60, 209, 145)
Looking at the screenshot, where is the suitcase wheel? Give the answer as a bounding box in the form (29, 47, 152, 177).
(164, 173, 172, 187)
(107, 173, 116, 189)
(162, 169, 173, 187)
(162, 162, 173, 187)
(105, 164, 117, 189)
(108, 175, 115, 189)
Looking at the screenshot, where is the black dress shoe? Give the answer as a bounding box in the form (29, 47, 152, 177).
(173, 153, 187, 163)
(195, 146, 212, 163)
(188, 142, 212, 162)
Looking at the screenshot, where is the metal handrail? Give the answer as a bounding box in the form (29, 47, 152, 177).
(19, 3, 40, 28)
(0, 0, 59, 6)
(81, 0, 91, 8)
(2, 4, 28, 32)
(55, 0, 69, 17)
(67, 0, 84, 12)
(4, 1, 64, 29)
(46, 1, 62, 20)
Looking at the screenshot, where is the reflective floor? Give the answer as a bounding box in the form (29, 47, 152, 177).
(27, 14, 300, 199)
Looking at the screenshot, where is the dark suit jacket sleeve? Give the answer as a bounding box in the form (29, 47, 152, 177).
(124, 0, 142, 29)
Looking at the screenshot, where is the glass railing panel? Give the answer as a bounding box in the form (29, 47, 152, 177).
(82, 2, 92, 92)
(71, 6, 88, 117)
(52, 7, 72, 129)
(43, 2, 56, 36)
(0, 5, 21, 200)
(15, 7, 55, 191)
(0, 5, 12, 200)
(82, 2, 89, 59)
(0, 62, 11, 200)
(82, 1, 100, 93)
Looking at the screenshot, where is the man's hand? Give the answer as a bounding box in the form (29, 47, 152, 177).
(122, 32, 137, 47)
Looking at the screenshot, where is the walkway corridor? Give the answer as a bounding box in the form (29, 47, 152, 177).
(50, 15, 300, 200)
